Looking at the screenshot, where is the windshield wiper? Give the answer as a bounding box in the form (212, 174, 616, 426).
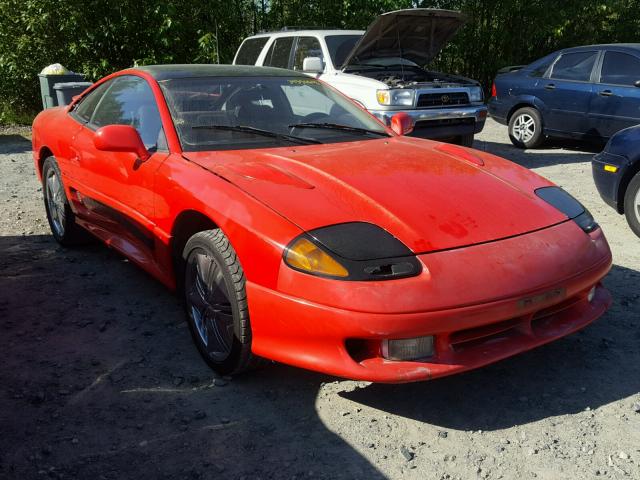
(191, 125, 321, 145)
(288, 122, 389, 137)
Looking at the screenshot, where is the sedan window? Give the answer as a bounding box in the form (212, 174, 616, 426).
(550, 51, 598, 82)
(90, 76, 164, 149)
(600, 51, 640, 86)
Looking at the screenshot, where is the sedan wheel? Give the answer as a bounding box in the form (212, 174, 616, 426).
(45, 167, 66, 237)
(508, 107, 544, 149)
(182, 229, 257, 375)
(624, 172, 640, 238)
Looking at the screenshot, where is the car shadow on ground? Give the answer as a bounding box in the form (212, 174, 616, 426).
(2, 234, 638, 478)
(341, 263, 640, 431)
(0, 134, 31, 154)
(474, 139, 604, 169)
(0, 234, 385, 479)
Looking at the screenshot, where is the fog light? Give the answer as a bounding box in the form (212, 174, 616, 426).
(382, 336, 434, 361)
(587, 286, 596, 303)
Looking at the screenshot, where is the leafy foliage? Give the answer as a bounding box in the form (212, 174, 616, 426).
(1, 0, 639, 124)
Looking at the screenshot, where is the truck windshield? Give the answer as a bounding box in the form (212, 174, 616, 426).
(159, 76, 388, 151)
(325, 35, 362, 69)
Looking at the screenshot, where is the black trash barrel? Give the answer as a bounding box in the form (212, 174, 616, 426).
(53, 82, 93, 107)
(38, 73, 85, 109)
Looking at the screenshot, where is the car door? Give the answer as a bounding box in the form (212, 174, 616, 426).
(589, 50, 640, 137)
(536, 50, 599, 135)
(69, 75, 169, 263)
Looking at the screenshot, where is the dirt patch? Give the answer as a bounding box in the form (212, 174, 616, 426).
(1, 120, 639, 479)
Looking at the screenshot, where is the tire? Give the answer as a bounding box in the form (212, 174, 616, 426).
(454, 134, 474, 147)
(624, 172, 640, 239)
(508, 107, 544, 149)
(42, 156, 91, 246)
(182, 229, 256, 375)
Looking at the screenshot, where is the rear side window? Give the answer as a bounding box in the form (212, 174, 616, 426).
(90, 76, 164, 149)
(292, 37, 324, 71)
(528, 54, 556, 78)
(73, 80, 113, 122)
(235, 37, 268, 65)
(600, 51, 640, 86)
(263, 37, 294, 69)
(550, 51, 598, 82)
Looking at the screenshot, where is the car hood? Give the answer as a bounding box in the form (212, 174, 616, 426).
(341, 9, 467, 69)
(184, 137, 567, 254)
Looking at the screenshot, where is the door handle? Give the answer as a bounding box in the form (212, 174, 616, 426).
(544, 83, 556, 90)
(599, 89, 614, 97)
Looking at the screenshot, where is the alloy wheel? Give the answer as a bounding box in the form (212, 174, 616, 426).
(512, 114, 536, 143)
(185, 249, 235, 361)
(46, 169, 66, 237)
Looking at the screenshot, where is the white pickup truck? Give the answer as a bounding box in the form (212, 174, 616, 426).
(233, 9, 487, 146)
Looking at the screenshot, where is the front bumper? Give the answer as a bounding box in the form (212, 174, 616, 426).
(248, 222, 612, 383)
(370, 104, 488, 140)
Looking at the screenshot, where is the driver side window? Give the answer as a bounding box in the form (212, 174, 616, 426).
(90, 75, 165, 150)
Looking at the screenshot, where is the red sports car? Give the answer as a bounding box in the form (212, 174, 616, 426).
(32, 65, 612, 383)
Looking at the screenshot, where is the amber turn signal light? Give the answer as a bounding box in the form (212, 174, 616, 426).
(284, 237, 349, 278)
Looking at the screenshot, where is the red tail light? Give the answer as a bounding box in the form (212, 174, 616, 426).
(491, 82, 497, 98)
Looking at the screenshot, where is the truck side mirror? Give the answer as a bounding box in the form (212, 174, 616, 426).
(303, 57, 323, 73)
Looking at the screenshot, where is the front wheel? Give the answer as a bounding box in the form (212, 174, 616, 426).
(508, 107, 544, 149)
(624, 172, 640, 239)
(42, 156, 90, 246)
(182, 229, 256, 375)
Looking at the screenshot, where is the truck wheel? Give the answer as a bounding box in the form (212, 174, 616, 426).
(509, 107, 544, 149)
(624, 172, 640, 238)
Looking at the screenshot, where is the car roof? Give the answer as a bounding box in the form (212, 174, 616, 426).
(135, 64, 307, 81)
(561, 43, 640, 53)
(245, 30, 365, 39)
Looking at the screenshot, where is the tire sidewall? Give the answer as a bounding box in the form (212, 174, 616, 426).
(508, 107, 543, 149)
(624, 173, 640, 238)
(42, 156, 71, 244)
(183, 233, 247, 375)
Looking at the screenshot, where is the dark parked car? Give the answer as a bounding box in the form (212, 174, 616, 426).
(489, 44, 640, 148)
(592, 124, 640, 238)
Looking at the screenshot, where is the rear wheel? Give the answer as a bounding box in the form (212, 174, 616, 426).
(508, 107, 544, 149)
(182, 229, 256, 375)
(42, 156, 90, 246)
(624, 172, 640, 238)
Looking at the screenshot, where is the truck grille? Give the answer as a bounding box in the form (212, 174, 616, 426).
(417, 92, 469, 108)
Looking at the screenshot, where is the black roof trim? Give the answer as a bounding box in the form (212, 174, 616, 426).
(136, 64, 307, 81)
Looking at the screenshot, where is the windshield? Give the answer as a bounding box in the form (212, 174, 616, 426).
(159, 76, 388, 151)
(325, 35, 362, 69)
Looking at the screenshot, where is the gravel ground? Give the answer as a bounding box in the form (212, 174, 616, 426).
(1, 119, 639, 480)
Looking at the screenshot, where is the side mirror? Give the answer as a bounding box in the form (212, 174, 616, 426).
(390, 112, 414, 136)
(302, 57, 323, 73)
(635, 80, 640, 88)
(94, 125, 150, 161)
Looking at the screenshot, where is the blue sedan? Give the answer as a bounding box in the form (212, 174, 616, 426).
(489, 44, 640, 148)
(593, 124, 640, 238)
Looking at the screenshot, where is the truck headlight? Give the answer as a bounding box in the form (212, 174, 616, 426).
(376, 89, 415, 107)
(468, 86, 483, 103)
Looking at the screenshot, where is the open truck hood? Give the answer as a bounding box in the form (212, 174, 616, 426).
(342, 9, 466, 69)
(184, 137, 567, 255)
